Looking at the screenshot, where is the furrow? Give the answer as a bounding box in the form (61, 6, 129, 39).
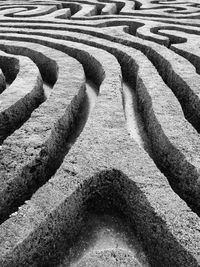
(0, 2, 199, 266)
(0, 40, 90, 222)
(126, 28, 200, 132)
(0, 31, 199, 213)
(0, 46, 199, 267)
(6, 5, 57, 17)
(0, 50, 44, 144)
(1, 22, 200, 133)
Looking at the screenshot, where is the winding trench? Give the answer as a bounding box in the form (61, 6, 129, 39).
(0, 1, 199, 267)
(122, 81, 152, 155)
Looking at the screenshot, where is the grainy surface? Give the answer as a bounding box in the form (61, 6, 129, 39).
(0, 0, 199, 266)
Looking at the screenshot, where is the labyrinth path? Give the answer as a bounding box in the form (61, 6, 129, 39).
(0, 0, 199, 266)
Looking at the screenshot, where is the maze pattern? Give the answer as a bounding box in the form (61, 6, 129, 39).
(0, 0, 199, 266)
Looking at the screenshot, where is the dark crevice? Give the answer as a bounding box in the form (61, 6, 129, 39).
(0, 45, 102, 223)
(0, 44, 58, 86)
(0, 46, 57, 145)
(62, 3, 82, 16)
(121, 58, 200, 217)
(0, 54, 18, 85)
(0, 31, 198, 216)
(3, 23, 199, 133)
(151, 27, 188, 44)
(132, 29, 200, 132)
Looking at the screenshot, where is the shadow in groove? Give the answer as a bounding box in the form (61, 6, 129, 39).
(12, 169, 197, 267)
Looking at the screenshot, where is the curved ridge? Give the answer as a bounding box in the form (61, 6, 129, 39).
(0, 1, 199, 266)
